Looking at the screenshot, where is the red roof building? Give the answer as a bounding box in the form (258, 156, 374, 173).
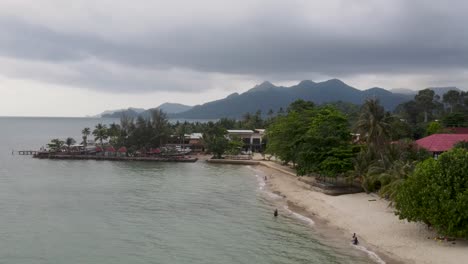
(105, 146, 116, 152)
(117, 147, 127, 153)
(95, 146, 103, 152)
(416, 134, 468, 153)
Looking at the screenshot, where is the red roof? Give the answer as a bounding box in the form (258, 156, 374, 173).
(105, 146, 116, 152)
(117, 147, 127, 153)
(416, 134, 468, 152)
(95, 146, 103, 152)
(149, 148, 161, 154)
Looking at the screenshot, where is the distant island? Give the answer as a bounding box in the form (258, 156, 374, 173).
(98, 103, 193, 118)
(92, 79, 464, 119)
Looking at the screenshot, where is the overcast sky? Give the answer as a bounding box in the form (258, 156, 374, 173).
(0, 0, 467, 116)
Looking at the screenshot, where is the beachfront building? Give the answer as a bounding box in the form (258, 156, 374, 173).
(416, 133, 468, 158)
(165, 133, 204, 153)
(227, 129, 266, 152)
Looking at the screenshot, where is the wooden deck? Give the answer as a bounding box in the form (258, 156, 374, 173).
(34, 154, 198, 162)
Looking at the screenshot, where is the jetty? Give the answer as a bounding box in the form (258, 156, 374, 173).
(17, 150, 38, 155)
(33, 153, 197, 162)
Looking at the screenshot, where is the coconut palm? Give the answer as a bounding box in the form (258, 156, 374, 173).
(81, 127, 91, 146)
(93, 123, 108, 148)
(354, 98, 390, 148)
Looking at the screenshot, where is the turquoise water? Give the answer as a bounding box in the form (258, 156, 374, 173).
(0, 117, 374, 263)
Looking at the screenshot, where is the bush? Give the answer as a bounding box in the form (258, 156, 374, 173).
(395, 148, 468, 237)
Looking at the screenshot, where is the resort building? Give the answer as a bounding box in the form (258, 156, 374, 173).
(227, 129, 266, 152)
(416, 133, 468, 158)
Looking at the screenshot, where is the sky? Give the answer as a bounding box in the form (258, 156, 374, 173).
(0, 0, 467, 117)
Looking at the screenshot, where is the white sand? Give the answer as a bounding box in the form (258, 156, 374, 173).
(258, 161, 468, 264)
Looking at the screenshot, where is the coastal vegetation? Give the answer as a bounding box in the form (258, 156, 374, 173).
(395, 148, 468, 237)
(44, 87, 468, 237)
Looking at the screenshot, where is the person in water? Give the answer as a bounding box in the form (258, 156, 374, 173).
(352, 233, 359, 245)
(274, 209, 278, 217)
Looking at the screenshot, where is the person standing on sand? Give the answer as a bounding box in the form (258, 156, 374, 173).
(274, 209, 278, 217)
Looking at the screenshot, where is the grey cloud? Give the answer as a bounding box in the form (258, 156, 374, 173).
(0, 0, 467, 92)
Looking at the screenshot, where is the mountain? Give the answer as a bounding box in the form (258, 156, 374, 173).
(155, 103, 192, 114)
(171, 79, 413, 119)
(95, 107, 145, 118)
(100, 103, 192, 118)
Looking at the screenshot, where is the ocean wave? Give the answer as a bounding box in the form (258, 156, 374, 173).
(353, 245, 386, 264)
(283, 205, 315, 225)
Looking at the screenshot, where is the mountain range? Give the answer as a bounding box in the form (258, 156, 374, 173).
(170, 79, 413, 119)
(94, 79, 463, 119)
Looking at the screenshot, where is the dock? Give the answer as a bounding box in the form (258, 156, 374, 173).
(33, 154, 198, 163)
(17, 150, 38, 155)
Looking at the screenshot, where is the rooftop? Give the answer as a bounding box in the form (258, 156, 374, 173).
(416, 134, 468, 152)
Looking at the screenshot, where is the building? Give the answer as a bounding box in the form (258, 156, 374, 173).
(416, 133, 468, 158)
(227, 129, 265, 152)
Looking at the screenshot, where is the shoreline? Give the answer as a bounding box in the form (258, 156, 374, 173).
(253, 160, 468, 264)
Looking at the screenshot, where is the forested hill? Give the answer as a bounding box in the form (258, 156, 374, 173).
(171, 79, 413, 119)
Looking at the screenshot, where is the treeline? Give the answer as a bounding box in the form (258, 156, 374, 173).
(265, 90, 468, 238)
(395, 89, 468, 138)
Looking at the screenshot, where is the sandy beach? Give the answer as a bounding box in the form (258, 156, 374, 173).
(256, 161, 468, 264)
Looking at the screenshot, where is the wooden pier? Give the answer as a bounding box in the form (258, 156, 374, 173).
(17, 150, 38, 155)
(33, 154, 198, 163)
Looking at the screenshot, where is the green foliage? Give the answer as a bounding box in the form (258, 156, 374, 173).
(443, 112, 467, 127)
(225, 136, 244, 155)
(47, 138, 64, 152)
(92, 123, 109, 147)
(454, 141, 468, 150)
(395, 149, 468, 238)
(354, 98, 390, 147)
(296, 106, 354, 177)
(267, 100, 355, 178)
(266, 101, 315, 166)
(65, 137, 76, 152)
(426, 121, 443, 135)
(203, 123, 229, 158)
(81, 127, 90, 146)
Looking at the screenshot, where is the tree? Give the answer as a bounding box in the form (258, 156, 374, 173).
(203, 123, 228, 158)
(414, 89, 436, 123)
(454, 141, 468, 150)
(47, 138, 64, 152)
(395, 148, 468, 238)
(150, 109, 171, 147)
(426, 121, 443, 135)
(81, 127, 90, 146)
(443, 90, 461, 113)
(266, 101, 315, 166)
(65, 137, 76, 153)
(354, 98, 390, 148)
(225, 136, 244, 155)
(295, 106, 354, 177)
(93, 123, 108, 148)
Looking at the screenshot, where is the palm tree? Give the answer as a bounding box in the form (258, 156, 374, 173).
(82, 127, 91, 146)
(93, 123, 108, 148)
(355, 98, 390, 148)
(65, 137, 76, 153)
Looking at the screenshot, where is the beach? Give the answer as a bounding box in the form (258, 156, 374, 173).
(256, 161, 468, 264)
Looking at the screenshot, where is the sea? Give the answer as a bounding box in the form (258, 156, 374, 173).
(0, 117, 379, 264)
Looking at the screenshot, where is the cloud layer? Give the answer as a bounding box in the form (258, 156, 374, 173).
(0, 0, 467, 94)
